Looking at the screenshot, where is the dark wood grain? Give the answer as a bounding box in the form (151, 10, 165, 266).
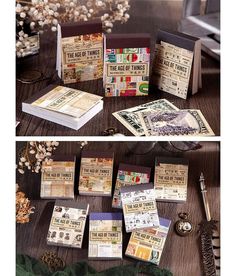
(16, 0, 220, 136)
(16, 141, 220, 276)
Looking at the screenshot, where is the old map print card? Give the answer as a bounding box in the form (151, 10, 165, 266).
(138, 109, 214, 136)
(153, 41, 193, 99)
(88, 213, 123, 259)
(79, 151, 114, 196)
(125, 217, 171, 265)
(112, 163, 151, 209)
(112, 99, 179, 136)
(121, 183, 159, 232)
(104, 34, 150, 97)
(154, 157, 189, 202)
(41, 157, 75, 199)
(47, 200, 89, 248)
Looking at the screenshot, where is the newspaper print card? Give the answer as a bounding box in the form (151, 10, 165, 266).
(105, 47, 150, 96)
(121, 184, 159, 232)
(125, 217, 171, 265)
(61, 33, 103, 83)
(138, 109, 214, 136)
(112, 99, 179, 136)
(154, 158, 189, 202)
(47, 202, 89, 248)
(153, 41, 193, 99)
(79, 156, 113, 195)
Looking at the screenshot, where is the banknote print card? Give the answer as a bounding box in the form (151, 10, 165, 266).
(125, 217, 171, 265)
(79, 151, 114, 196)
(120, 183, 160, 232)
(88, 213, 123, 259)
(56, 20, 103, 84)
(138, 109, 214, 136)
(41, 156, 76, 199)
(104, 33, 151, 97)
(47, 200, 89, 248)
(154, 157, 189, 202)
(112, 163, 151, 209)
(152, 29, 201, 98)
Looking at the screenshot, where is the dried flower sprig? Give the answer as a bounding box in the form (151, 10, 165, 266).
(16, 0, 131, 57)
(16, 184, 35, 223)
(79, 141, 88, 149)
(17, 141, 59, 174)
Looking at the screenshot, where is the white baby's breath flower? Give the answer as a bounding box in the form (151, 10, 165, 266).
(18, 169, 24, 174)
(52, 141, 59, 146)
(51, 26, 57, 32)
(52, 19, 58, 25)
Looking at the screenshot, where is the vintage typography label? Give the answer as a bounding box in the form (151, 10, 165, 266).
(154, 161, 188, 201)
(153, 41, 193, 99)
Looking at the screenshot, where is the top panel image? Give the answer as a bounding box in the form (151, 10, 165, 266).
(16, 0, 220, 136)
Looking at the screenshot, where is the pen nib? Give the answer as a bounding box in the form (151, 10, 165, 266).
(200, 172, 204, 181)
(200, 172, 205, 190)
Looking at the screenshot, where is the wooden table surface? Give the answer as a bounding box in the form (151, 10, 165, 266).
(16, 141, 220, 276)
(16, 0, 220, 137)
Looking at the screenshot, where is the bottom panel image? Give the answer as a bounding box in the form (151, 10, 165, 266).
(16, 141, 220, 276)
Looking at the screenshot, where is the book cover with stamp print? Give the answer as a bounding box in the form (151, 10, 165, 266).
(79, 151, 114, 196)
(120, 183, 160, 232)
(57, 20, 103, 84)
(88, 213, 123, 259)
(47, 200, 89, 248)
(154, 156, 189, 202)
(40, 156, 75, 199)
(125, 217, 171, 265)
(112, 163, 151, 209)
(104, 34, 150, 97)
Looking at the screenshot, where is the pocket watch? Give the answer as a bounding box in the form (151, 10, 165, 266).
(175, 212, 193, 236)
